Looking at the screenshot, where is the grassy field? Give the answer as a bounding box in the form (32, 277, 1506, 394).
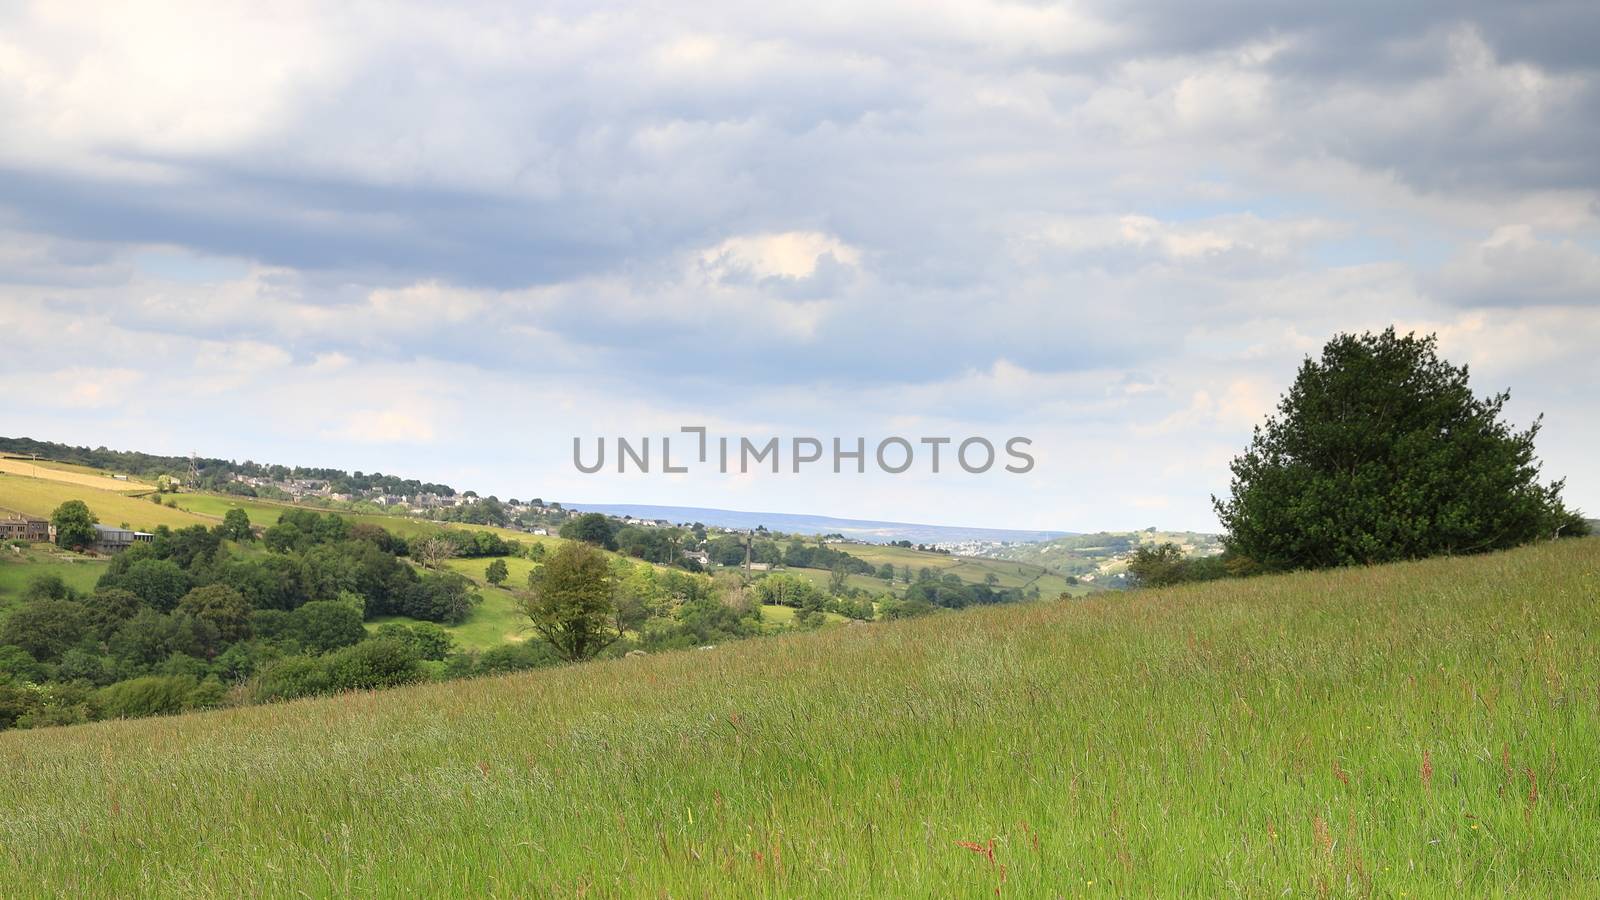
(0, 472, 214, 532)
(2, 538, 1595, 895)
(366, 582, 529, 651)
(0, 548, 109, 620)
(757, 603, 849, 630)
(778, 564, 897, 596)
(842, 542, 1088, 597)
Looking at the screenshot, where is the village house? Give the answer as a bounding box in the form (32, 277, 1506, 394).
(0, 515, 52, 543)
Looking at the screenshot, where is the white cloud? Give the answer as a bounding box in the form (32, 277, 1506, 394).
(2, 1, 1599, 529)
(329, 409, 438, 444)
(699, 232, 862, 281)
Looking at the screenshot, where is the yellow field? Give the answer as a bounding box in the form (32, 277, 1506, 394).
(0, 457, 152, 491)
(0, 472, 214, 532)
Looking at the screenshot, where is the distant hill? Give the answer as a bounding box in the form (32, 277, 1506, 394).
(975, 529, 1224, 578)
(567, 503, 1072, 545)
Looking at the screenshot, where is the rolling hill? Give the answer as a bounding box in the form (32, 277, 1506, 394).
(3, 538, 1594, 895)
(977, 529, 1225, 579)
(570, 503, 1073, 544)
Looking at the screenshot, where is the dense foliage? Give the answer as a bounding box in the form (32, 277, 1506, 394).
(0, 506, 502, 730)
(3, 498, 1063, 731)
(1215, 328, 1585, 570)
(1125, 543, 1234, 588)
(50, 500, 96, 550)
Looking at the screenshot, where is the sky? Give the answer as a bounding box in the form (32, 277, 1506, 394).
(2, 1, 1597, 533)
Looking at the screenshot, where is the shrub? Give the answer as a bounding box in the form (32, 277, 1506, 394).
(253, 656, 333, 702)
(476, 641, 560, 675)
(323, 639, 424, 692)
(373, 623, 454, 660)
(399, 571, 479, 625)
(94, 675, 216, 719)
(291, 600, 366, 653)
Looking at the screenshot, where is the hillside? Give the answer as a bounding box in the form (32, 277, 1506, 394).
(3, 539, 1595, 895)
(572, 503, 1072, 544)
(976, 529, 1225, 581)
(0, 464, 1071, 650)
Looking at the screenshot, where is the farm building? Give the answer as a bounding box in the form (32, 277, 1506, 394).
(91, 523, 154, 553)
(0, 515, 52, 543)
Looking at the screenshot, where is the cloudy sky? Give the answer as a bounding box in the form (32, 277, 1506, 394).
(2, 1, 1597, 532)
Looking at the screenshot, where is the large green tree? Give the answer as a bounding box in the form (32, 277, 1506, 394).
(519, 541, 616, 661)
(50, 500, 97, 549)
(1214, 328, 1584, 570)
(559, 513, 617, 550)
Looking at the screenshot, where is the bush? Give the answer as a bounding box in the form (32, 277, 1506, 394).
(0, 645, 48, 683)
(253, 656, 333, 702)
(291, 600, 366, 653)
(373, 623, 454, 660)
(323, 639, 424, 692)
(213, 640, 283, 682)
(94, 675, 217, 719)
(57, 648, 116, 686)
(475, 641, 560, 675)
(399, 572, 479, 624)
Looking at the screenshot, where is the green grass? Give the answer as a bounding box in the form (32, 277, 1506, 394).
(368, 584, 529, 652)
(0, 549, 109, 619)
(778, 564, 896, 596)
(757, 603, 849, 631)
(443, 555, 542, 590)
(2, 539, 1598, 895)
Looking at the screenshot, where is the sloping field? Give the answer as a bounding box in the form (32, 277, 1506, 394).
(0, 473, 214, 532)
(1, 539, 1596, 896)
(844, 542, 1086, 596)
(0, 457, 152, 491)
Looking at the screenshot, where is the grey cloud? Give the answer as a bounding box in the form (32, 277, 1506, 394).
(1432, 227, 1600, 307)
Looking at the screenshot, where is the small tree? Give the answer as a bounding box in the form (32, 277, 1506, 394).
(51, 500, 97, 549)
(1215, 328, 1583, 570)
(519, 541, 617, 661)
(828, 565, 848, 596)
(176, 584, 254, 644)
(485, 558, 509, 586)
(221, 508, 253, 542)
(412, 534, 458, 569)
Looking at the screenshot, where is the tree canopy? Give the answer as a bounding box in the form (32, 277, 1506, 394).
(50, 500, 97, 549)
(1214, 328, 1584, 571)
(520, 541, 617, 661)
